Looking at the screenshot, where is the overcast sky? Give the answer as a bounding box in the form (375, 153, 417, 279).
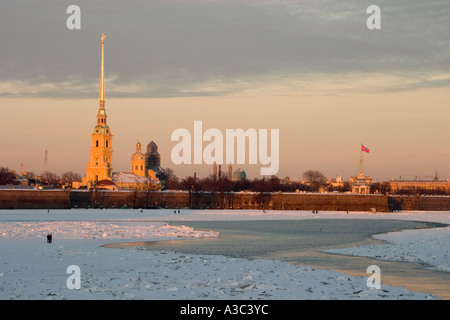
(0, 0, 449, 180)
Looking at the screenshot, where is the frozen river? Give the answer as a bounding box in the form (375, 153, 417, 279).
(108, 219, 450, 299)
(1, 209, 449, 300)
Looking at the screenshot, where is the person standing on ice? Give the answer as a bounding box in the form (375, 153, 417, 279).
(47, 233, 52, 243)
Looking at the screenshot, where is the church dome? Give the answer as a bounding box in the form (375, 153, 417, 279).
(232, 169, 246, 181)
(131, 141, 144, 160)
(131, 153, 144, 160)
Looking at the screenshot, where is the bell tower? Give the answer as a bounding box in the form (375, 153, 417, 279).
(82, 34, 113, 186)
(131, 140, 146, 177)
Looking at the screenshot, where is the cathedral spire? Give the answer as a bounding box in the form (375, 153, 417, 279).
(97, 33, 107, 126)
(100, 33, 106, 103)
(82, 33, 114, 186)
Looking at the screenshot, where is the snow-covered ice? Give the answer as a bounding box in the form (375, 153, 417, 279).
(325, 219, 450, 272)
(0, 208, 448, 300)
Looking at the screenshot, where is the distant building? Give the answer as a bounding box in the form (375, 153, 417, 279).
(131, 141, 146, 177)
(350, 144, 373, 194)
(213, 162, 218, 180)
(232, 168, 247, 182)
(112, 172, 160, 190)
(111, 140, 161, 190)
(211, 163, 235, 181)
(327, 176, 345, 188)
(96, 179, 118, 191)
(350, 175, 372, 195)
(145, 141, 163, 175)
(389, 179, 450, 194)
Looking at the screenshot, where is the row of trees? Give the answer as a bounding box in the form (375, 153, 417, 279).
(3, 166, 449, 196)
(2, 166, 330, 192)
(0, 167, 82, 187)
(165, 170, 450, 195)
(163, 170, 347, 193)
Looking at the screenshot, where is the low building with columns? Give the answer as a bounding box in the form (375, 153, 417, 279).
(389, 179, 450, 194)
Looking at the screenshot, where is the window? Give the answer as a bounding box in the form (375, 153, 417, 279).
(95, 140, 99, 147)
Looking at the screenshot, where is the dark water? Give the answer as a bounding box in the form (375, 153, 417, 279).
(109, 219, 450, 299)
(138, 219, 439, 259)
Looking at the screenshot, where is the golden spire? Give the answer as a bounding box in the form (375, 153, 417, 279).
(100, 33, 106, 103)
(137, 137, 142, 152)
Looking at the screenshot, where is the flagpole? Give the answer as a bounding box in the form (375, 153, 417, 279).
(359, 144, 364, 178)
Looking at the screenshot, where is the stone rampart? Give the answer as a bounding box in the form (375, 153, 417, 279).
(2, 190, 450, 212)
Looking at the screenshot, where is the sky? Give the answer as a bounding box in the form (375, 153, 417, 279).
(0, 0, 449, 181)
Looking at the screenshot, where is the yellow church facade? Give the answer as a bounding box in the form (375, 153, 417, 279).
(130, 141, 146, 177)
(82, 104, 113, 184)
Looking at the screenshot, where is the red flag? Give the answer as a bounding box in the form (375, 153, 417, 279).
(361, 145, 370, 153)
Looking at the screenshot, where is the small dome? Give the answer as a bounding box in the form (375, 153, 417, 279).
(134, 141, 142, 153)
(232, 169, 246, 181)
(131, 153, 144, 160)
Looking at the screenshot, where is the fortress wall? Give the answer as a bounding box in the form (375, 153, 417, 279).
(390, 195, 450, 211)
(270, 193, 390, 212)
(0, 190, 71, 209)
(418, 196, 450, 211)
(2, 190, 449, 212)
(0, 189, 388, 212)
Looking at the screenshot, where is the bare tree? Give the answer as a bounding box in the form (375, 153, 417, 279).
(0, 167, 16, 185)
(251, 177, 273, 212)
(164, 169, 180, 190)
(157, 168, 178, 189)
(303, 170, 327, 192)
(90, 184, 99, 208)
(142, 179, 160, 208)
(23, 171, 36, 180)
(40, 171, 61, 186)
(61, 171, 82, 185)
